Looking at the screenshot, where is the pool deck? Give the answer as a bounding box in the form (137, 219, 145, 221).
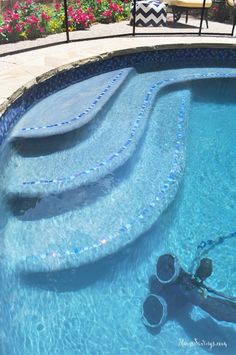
(0, 18, 236, 115)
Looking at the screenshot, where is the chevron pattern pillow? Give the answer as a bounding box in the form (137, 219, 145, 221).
(130, 0, 167, 27)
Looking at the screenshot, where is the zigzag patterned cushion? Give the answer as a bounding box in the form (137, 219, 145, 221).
(130, 0, 167, 27)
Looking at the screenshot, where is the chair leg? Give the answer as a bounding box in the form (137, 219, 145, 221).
(186, 10, 189, 24)
(232, 8, 236, 36)
(173, 9, 182, 22)
(205, 9, 208, 29)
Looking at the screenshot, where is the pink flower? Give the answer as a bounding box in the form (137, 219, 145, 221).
(27, 14, 39, 24)
(68, 6, 73, 14)
(41, 12, 50, 21)
(39, 26, 44, 33)
(55, 3, 61, 12)
(110, 3, 119, 11)
(7, 24, 13, 33)
(26, 0, 33, 5)
(15, 23, 22, 32)
(88, 13, 94, 21)
(102, 10, 112, 17)
(12, 13, 20, 20)
(13, 2, 20, 10)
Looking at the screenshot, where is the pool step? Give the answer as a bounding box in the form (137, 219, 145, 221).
(5, 68, 152, 196)
(4, 85, 191, 272)
(10, 68, 133, 139)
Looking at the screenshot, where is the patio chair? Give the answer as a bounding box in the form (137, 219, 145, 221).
(165, 0, 212, 28)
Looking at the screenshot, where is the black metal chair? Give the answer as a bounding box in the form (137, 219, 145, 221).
(165, 0, 212, 28)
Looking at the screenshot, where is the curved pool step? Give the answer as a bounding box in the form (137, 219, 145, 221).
(5, 69, 152, 197)
(5, 70, 234, 198)
(3, 83, 191, 272)
(10, 68, 133, 139)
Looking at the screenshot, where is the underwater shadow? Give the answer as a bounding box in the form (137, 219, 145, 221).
(21, 236, 145, 292)
(7, 173, 117, 221)
(145, 278, 236, 355)
(22, 253, 117, 292)
(146, 252, 236, 354)
(176, 310, 236, 355)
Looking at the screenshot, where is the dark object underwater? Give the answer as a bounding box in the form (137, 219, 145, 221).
(142, 254, 236, 328)
(195, 257, 213, 282)
(142, 294, 167, 328)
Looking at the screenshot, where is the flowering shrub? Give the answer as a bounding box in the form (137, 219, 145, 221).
(67, 0, 95, 30)
(0, 0, 51, 42)
(84, 0, 130, 24)
(0, 0, 130, 44)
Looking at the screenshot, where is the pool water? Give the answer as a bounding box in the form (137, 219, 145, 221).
(1, 66, 236, 355)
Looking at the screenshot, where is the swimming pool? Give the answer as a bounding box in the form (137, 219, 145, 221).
(1, 48, 236, 354)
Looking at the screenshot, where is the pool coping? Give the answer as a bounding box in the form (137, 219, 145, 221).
(1, 41, 236, 118)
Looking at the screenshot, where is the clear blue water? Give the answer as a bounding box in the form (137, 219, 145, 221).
(1, 66, 236, 354)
